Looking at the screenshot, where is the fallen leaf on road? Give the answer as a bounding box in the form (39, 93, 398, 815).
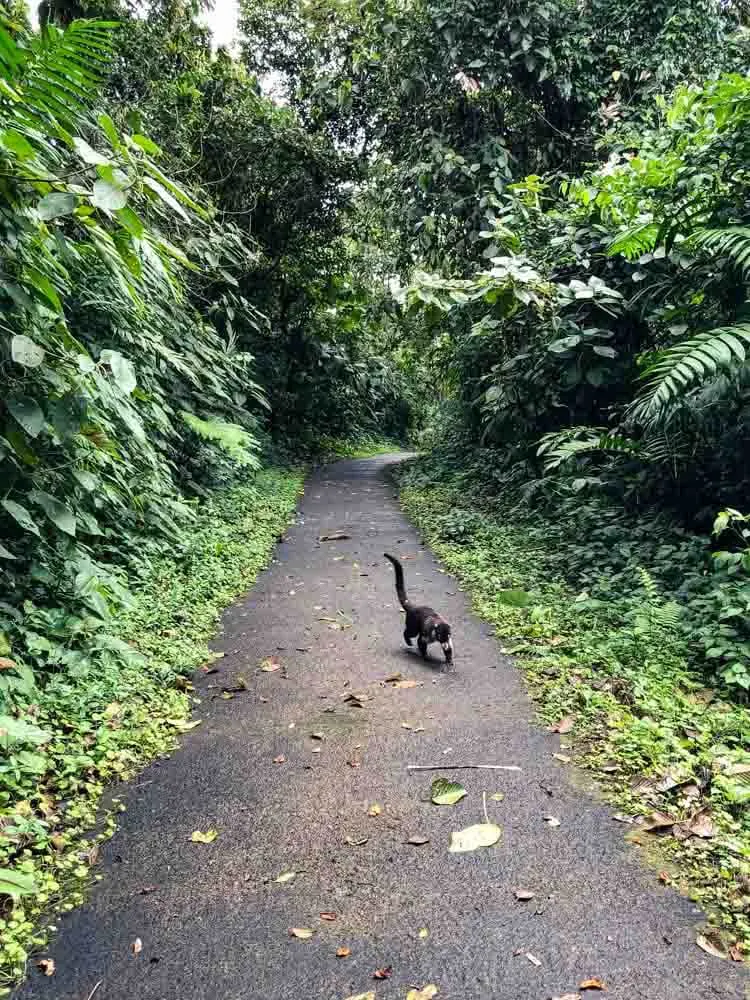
(641, 811, 678, 833)
(406, 987, 438, 1000)
(550, 715, 575, 734)
(367, 803, 382, 817)
(524, 952, 542, 967)
(688, 810, 716, 839)
(190, 829, 218, 843)
(336, 946, 351, 958)
(373, 967, 392, 979)
(431, 778, 466, 806)
(552, 995, 581, 1000)
(343, 994, 375, 1000)
(273, 755, 286, 764)
(579, 978, 606, 990)
(394, 679, 419, 689)
(407, 835, 430, 845)
(320, 912, 337, 921)
(36, 959, 55, 976)
(139, 885, 157, 894)
(696, 934, 727, 959)
(167, 719, 202, 731)
(729, 945, 744, 962)
(343, 693, 366, 708)
(658, 871, 670, 883)
(612, 814, 634, 824)
(489, 792, 505, 802)
(345, 835, 368, 846)
(319, 532, 351, 541)
(448, 823, 502, 853)
(259, 656, 281, 672)
(513, 889, 535, 901)
(131, 938, 142, 956)
(274, 871, 296, 884)
(289, 927, 314, 940)
(419, 927, 429, 939)
(310, 732, 325, 740)
(543, 815, 561, 828)
(553, 753, 571, 764)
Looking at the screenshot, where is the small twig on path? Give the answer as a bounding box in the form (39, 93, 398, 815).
(482, 791, 490, 825)
(86, 981, 103, 1000)
(406, 764, 522, 772)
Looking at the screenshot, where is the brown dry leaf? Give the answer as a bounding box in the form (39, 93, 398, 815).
(36, 959, 55, 976)
(343, 693, 366, 708)
(319, 531, 351, 541)
(373, 967, 392, 980)
(641, 811, 678, 833)
(514, 889, 535, 901)
(131, 938, 143, 956)
(273, 754, 286, 764)
(550, 715, 575, 734)
(407, 834, 430, 846)
(401, 721, 414, 730)
(553, 753, 572, 764)
(579, 978, 606, 990)
(729, 945, 744, 962)
(394, 679, 419, 689)
(259, 656, 281, 672)
(688, 810, 716, 839)
(289, 927, 314, 940)
(696, 934, 727, 960)
(336, 946, 351, 958)
(658, 871, 671, 884)
(552, 995, 582, 1000)
(406, 987, 439, 1000)
(0, 657, 17, 670)
(367, 803, 382, 817)
(139, 885, 158, 894)
(384, 672, 403, 683)
(345, 835, 368, 846)
(525, 952, 542, 967)
(320, 912, 337, 921)
(310, 732, 325, 741)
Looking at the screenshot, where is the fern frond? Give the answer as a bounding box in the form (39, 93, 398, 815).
(630, 324, 750, 426)
(607, 222, 659, 261)
(537, 426, 641, 471)
(690, 226, 750, 277)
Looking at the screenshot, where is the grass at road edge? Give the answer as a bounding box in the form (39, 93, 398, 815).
(0, 468, 303, 993)
(397, 471, 750, 959)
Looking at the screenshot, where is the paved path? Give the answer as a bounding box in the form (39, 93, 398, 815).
(18, 456, 747, 1000)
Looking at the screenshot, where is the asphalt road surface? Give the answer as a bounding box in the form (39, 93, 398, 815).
(16, 455, 748, 1000)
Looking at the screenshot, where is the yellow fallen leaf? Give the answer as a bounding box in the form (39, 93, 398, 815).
(336, 946, 351, 958)
(259, 656, 281, 672)
(343, 994, 375, 1000)
(190, 829, 218, 844)
(407, 987, 439, 1000)
(167, 718, 202, 731)
(289, 927, 314, 939)
(419, 927, 429, 939)
(274, 871, 296, 884)
(367, 803, 382, 817)
(448, 823, 501, 853)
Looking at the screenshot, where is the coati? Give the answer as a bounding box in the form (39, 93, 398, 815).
(384, 553, 453, 666)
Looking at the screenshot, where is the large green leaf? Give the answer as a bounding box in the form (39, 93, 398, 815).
(10, 335, 45, 368)
(91, 178, 128, 212)
(6, 396, 45, 437)
(100, 349, 137, 394)
(29, 490, 76, 536)
(0, 715, 51, 748)
(37, 191, 77, 221)
(0, 868, 36, 898)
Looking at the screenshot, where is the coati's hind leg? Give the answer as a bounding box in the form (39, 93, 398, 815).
(403, 628, 413, 646)
(418, 636, 428, 658)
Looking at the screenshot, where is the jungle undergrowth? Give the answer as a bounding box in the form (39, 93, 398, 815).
(397, 460, 750, 956)
(0, 468, 303, 992)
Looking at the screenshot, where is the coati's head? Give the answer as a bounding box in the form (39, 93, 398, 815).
(434, 621, 453, 661)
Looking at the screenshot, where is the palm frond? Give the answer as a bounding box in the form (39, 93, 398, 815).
(607, 222, 659, 260)
(537, 426, 641, 470)
(629, 324, 750, 426)
(690, 226, 750, 278)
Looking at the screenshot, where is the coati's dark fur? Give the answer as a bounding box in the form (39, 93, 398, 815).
(384, 553, 453, 666)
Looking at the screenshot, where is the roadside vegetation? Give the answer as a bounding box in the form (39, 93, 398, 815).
(2, 0, 750, 984)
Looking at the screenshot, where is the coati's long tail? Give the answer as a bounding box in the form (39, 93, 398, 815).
(384, 553, 411, 609)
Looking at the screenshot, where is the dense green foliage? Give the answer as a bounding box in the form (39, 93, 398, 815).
(4, 0, 750, 981)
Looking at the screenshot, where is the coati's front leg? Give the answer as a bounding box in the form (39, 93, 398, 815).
(403, 628, 413, 646)
(418, 636, 428, 658)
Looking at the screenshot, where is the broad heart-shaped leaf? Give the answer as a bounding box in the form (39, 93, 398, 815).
(73, 137, 110, 166)
(91, 178, 128, 212)
(1, 499, 41, 537)
(0, 542, 17, 560)
(431, 778, 467, 806)
(7, 395, 45, 438)
(448, 822, 502, 853)
(0, 867, 36, 898)
(0, 714, 51, 748)
(496, 589, 533, 607)
(37, 192, 77, 221)
(29, 490, 76, 536)
(11, 334, 45, 368)
(100, 349, 137, 395)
